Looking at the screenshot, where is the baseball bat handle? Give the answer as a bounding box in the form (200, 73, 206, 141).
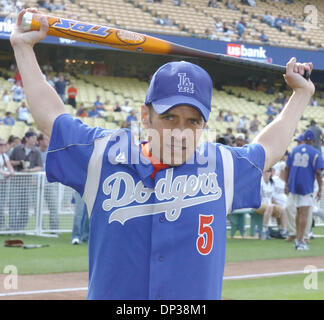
(21, 12, 311, 80)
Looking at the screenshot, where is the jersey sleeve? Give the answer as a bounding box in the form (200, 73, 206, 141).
(314, 150, 324, 171)
(229, 143, 265, 210)
(46, 113, 110, 195)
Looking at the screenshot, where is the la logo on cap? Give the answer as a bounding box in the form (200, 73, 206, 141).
(178, 73, 194, 94)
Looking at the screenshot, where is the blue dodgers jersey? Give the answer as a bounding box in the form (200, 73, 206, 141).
(46, 114, 265, 300)
(286, 144, 324, 195)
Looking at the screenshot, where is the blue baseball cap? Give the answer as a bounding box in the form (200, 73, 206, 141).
(304, 129, 315, 141)
(145, 61, 213, 122)
(295, 133, 304, 142)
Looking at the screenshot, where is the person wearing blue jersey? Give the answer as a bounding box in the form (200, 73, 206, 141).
(285, 130, 324, 250)
(11, 8, 315, 299)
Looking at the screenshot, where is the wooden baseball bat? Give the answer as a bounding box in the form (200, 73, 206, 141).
(22, 12, 310, 79)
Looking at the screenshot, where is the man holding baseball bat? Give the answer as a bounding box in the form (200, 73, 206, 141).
(11, 8, 314, 300)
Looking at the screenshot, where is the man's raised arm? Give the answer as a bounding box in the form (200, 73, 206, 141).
(10, 9, 66, 137)
(253, 57, 315, 170)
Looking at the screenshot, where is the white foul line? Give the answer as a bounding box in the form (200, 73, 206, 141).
(223, 268, 324, 280)
(0, 287, 88, 297)
(1, 269, 324, 297)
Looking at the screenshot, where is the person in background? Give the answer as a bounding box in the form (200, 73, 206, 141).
(307, 119, 322, 152)
(76, 103, 88, 117)
(234, 133, 246, 147)
(11, 80, 24, 102)
(67, 80, 78, 109)
(126, 110, 137, 125)
(17, 101, 31, 125)
(88, 105, 99, 118)
(285, 130, 324, 250)
(2, 90, 10, 103)
(0, 138, 15, 231)
(54, 74, 66, 103)
(3, 112, 15, 126)
(249, 114, 260, 135)
(224, 110, 234, 122)
(71, 190, 89, 245)
(38, 133, 59, 231)
(6, 135, 21, 157)
(9, 131, 43, 231)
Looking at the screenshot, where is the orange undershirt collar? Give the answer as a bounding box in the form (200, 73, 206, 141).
(141, 143, 169, 179)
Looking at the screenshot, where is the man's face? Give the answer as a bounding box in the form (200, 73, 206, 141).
(26, 136, 37, 147)
(141, 105, 206, 166)
(39, 135, 50, 149)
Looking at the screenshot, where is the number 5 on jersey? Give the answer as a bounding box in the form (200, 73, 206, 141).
(196, 214, 214, 255)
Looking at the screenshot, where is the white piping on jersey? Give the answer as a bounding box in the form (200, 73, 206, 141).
(47, 142, 95, 153)
(313, 153, 318, 168)
(219, 145, 234, 215)
(82, 134, 112, 217)
(230, 146, 264, 175)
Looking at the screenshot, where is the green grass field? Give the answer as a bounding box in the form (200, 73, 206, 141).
(0, 226, 323, 299)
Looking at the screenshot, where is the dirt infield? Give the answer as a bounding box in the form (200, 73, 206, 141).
(0, 256, 323, 300)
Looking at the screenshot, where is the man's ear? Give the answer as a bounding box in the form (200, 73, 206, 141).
(141, 104, 151, 129)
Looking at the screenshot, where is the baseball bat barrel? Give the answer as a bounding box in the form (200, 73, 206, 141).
(21, 12, 310, 80)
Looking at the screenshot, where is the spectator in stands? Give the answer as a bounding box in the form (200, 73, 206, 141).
(155, 14, 173, 26)
(54, 74, 66, 103)
(266, 114, 275, 125)
(216, 110, 224, 122)
(173, 0, 181, 5)
(88, 105, 99, 118)
(208, 0, 219, 8)
(3, 112, 15, 126)
(226, 0, 239, 10)
(274, 14, 284, 31)
(121, 101, 133, 113)
(67, 80, 78, 109)
(93, 96, 102, 109)
(261, 11, 275, 27)
(307, 120, 322, 152)
(114, 102, 122, 112)
(6, 135, 21, 157)
(46, 74, 54, 87)
(205, 29, 217, 40)
(275, 92, 285, 104)
(242, 0, 256, 6)
(236, 115, 248, 133)
(309, 97, 318, 107)
(2, 90, 10, 103)
(214, 18, 224, 32)
(224, 110, 234, 122)
(9, 131, 43, 231)
(104, 99, 114, 112)
(0, 138, 14, 231)
(224, 127, 235, 146)
(126, 110, 137, 124)
(259, 30, 269, 42)
(11, 80, 24, 102)
(234, 133, 246, 147)
(38, 133, 59, 230)
(266, 102, 277, 116)
(76, 103, 88, 118)
(249, 114, 260, 135)
(17, 101, 31, 125)
(236, 20, 245, 38)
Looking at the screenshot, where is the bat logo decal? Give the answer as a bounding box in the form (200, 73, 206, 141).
(116, 30, 146, 45)
(53, 18, 112, 38)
